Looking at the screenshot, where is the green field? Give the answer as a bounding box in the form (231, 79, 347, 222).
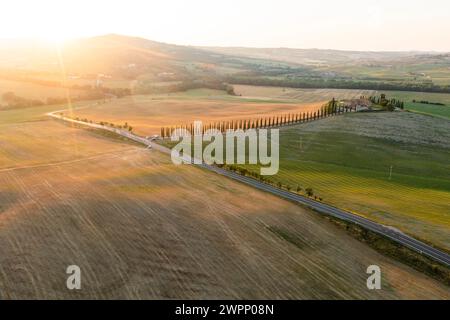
(237, 112, 450, 251)
(384, 91, 450, 119)
(404, 103, 450, 119)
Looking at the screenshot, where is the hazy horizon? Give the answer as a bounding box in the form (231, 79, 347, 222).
(1, 33, 448, 54)
(2, 0, 450, 52)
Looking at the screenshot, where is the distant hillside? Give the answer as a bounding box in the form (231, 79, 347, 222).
(1, 33, 447, 79)
(200, 46, 450, 87)
(0, 34, 449, 99)
(0, 34, 230, 77)
(199, 46, 422, 66)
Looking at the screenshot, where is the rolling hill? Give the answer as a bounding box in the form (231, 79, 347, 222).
(0, 34, 222, 77)
(1, 34, 449, 91)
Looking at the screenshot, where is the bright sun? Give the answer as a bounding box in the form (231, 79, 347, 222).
(39, 31, 73, 45)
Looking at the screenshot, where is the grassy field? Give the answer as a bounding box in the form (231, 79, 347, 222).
(383, 91, 450, 119)
(0, 105, 448, 299)
(329, 63, 450, 86)
(0, 101, 123, 170)
(70, 89, 326, 135)
(404, 103, 450, 119)
(233, 85, 376, 102)
(238, 112, 450, 251)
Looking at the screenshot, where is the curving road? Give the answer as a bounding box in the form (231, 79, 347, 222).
(48, 111, 450, 267)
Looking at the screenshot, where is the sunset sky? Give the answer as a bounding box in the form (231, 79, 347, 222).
(1, 0, 449, 51)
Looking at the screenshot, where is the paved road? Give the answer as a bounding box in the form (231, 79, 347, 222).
(48, 111, 450, 267)
(205, 165, 450, 267)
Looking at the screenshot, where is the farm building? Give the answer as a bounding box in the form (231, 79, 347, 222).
(340, 98, 372, 111)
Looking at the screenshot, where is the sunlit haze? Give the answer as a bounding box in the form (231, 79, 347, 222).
(1, 0, 450, 51)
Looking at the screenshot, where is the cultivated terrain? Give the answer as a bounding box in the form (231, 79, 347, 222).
(0, 34, 449, 299)
(0, 105, 449, 299)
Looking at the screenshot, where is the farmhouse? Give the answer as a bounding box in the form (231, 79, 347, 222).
(341, 98, 372, 111)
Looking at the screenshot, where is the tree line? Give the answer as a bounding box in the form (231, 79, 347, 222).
(227, 76, 450, 94)
(135, 79, 235, 95)
(1, 92, 45, 109)
(62, 113, 134, 132)
(0, 87, 131, 109)
(412, 99, 446, 106)
(160, 98, 354, 138)
(218, 164, 322, 201)
(368, 94, 405, 111)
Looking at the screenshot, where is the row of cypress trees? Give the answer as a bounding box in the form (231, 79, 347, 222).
(160, 98, 354, 138)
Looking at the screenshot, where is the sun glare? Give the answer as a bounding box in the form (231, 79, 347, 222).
(38, 32, 72, 45)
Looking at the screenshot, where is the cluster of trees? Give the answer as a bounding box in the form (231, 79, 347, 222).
(227, 76, 450, 94)
(101, 87, 131, 98)
(66, 87, 131, 100)
(160, 98, 353, 138)
(219, 164, 322, 201)
(98, 121, 133, 131)
(67, 115, 133, 132)
(1, 92, 45, 109)
(369, 94, 404, 111)
(0, 86, 131, 109)
(412, 99, 446, 106)
(135, 79, 235, 95)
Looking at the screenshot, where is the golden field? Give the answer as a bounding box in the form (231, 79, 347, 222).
(0, 105, 448, 299)
(70, 89, 326, 135)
